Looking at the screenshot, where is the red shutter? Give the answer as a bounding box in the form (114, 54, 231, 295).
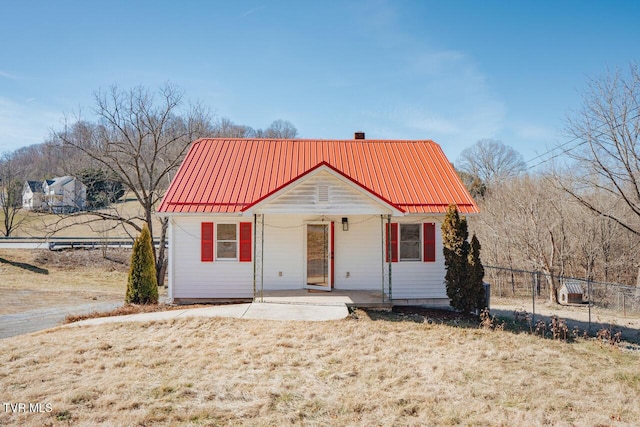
(201, 222, 214, 262)
(239, 222, 252, 262)
(385, 223, 398, 263)
(424, 223, 436, 262)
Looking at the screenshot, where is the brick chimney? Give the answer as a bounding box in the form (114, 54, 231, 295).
(354, 131, 365, 140)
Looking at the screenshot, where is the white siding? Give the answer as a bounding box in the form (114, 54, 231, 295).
(390, 218, 447, 299)
(22, 187, 33, 209)
(257, 171, 391, 215)
(262, 215, 305, 290)
(261, 214, 383, 291)
(332, 215, 384, 290)
(170, 216, 253, 299)
(169, 214, 448, 301)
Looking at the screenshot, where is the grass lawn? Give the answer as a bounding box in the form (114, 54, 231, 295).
(1, 312, 639, 426)
(0, 249, 130, 315)
(3, 195, 163, 239)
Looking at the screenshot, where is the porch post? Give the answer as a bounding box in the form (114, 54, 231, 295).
(261, 213, 265, 302)
(380, 215, 385, 303)
(387, 214, 392, 301)
(253, 214, 257, 302)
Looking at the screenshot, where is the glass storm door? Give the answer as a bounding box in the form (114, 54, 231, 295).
(305, 224, 331, 291)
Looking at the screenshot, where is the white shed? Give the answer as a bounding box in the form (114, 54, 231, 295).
(558, 281, 584, 305)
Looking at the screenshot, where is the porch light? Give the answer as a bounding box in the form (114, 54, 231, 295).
(342, 217, 349, 231)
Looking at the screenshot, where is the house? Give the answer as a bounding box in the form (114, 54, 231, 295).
(23, 176, 87, 213)
(558, 281, 584, 305)
(22, 181, 45, 210)
(42, 176, 87, 213)
(157, 134, 479, 305)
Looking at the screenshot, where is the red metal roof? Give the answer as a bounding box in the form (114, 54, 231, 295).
(157, 139, 479, 214)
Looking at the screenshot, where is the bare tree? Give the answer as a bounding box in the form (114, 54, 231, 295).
(269, 119, 298, 138)
(10, 141, 66, 180)
(457, 139, 526, 184)
(473, 174, 572, 302)
(56, 84, 213, 286)
(211, 117, 256, 138)
(210, 118, 298, 139)
(256, 119, 298, 138)
(0, 152, 27, 237)
(562, 64, 640, 238)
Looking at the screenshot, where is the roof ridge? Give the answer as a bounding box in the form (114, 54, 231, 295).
(195, 138, 437, 143)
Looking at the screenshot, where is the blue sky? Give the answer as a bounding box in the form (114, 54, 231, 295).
(1, 0, 639, 165)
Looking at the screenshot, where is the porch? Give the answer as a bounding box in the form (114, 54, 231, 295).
(256, 289, 392, 308)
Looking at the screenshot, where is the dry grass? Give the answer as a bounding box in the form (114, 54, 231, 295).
(1, 313, 639, 426)
(0, 249, 131, 315)
(6, 195, 163, 238)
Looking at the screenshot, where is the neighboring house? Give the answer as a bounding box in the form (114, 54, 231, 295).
(157, 134, 479, 305)
(23, 176, 87, 213)
(22, 181, 45, 210)
(42, 176, 87, 213)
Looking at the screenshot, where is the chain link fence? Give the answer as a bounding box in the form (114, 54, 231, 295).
(485, 265, 640, 328)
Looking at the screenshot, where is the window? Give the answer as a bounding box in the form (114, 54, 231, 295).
(386, 222, 436, 263)
(216, 224, 237, 260)
(400, 224, 421, 261)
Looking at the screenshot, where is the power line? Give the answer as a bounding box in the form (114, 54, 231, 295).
(525, 108, 640, 170)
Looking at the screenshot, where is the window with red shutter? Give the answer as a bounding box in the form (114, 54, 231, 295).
(423, 223, 436, 262)
(239, 222, 252, 262)
(385, 223, 398, 262)
(201, 222, 214, 262)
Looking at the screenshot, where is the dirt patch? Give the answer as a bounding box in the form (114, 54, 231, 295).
(32, 248, 130, 271)
(393, 305, 479, 321)
(351, 306, 480, 325)
(64, 302, 211, 324)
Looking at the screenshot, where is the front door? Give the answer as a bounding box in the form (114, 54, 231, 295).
(305, 223, 332, 291)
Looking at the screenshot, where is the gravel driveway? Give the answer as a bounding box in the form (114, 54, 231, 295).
(0, 301, 122, 339)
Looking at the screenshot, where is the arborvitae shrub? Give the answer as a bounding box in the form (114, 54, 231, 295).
(126, 225, 158, 304)
(442, 204, 485, 313)
(468, 233, 486, 311)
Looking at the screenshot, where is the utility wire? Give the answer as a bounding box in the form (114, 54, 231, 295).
(525, 108, 640, 170)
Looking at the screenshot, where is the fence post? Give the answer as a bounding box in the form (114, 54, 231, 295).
(587, 278, 592, 331)
(532, 271, 537, 326)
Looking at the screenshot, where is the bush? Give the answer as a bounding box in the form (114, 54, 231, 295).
(125, 225, 158, 304)
(442, 204, 485, 313)
(468, 234, 486, 310)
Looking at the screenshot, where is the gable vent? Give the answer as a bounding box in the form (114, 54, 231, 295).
(318, 185, 329, 203)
